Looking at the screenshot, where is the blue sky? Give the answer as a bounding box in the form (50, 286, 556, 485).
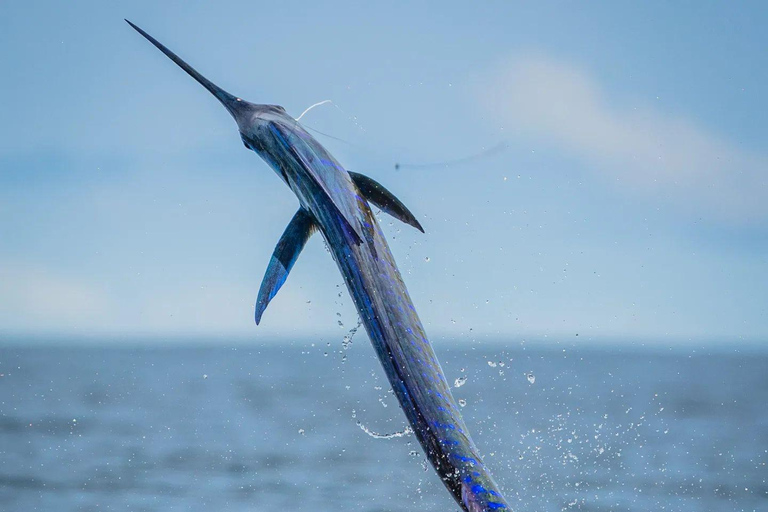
(1, 1, 766, 344)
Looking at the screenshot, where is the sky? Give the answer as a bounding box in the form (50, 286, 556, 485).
(1, 1, 766, 345)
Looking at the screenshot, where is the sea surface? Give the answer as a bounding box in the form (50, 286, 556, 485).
(1, 340, 766, 512)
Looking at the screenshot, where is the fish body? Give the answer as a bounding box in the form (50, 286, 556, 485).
(128, 20, 510, 512)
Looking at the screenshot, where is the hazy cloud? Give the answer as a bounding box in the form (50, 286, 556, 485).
(485, 55, 768, 223)
(0, 259, 350, 339)
(0, 262, 112, 331)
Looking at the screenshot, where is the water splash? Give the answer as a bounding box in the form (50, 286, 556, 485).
(356, 421, 413, 439)
(342, 319, 363, 350)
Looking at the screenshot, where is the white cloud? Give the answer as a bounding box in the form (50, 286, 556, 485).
(0, 259, 349, 340)
(0, 263, 112, 331)
(485, 54, 768, 223)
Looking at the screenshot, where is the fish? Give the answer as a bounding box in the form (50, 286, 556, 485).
(127, 20, 510, 512)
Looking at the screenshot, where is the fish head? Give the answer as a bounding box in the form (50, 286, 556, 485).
(126, 20, 290, 153)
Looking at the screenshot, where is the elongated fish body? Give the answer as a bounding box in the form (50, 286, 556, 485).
(262, 113, 510, 512)
(128, 21, 510, 512)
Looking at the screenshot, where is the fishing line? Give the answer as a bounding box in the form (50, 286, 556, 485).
(393, 141, 509, 171)
(297, 100, 509, 172)
(296, 99, 333, 121)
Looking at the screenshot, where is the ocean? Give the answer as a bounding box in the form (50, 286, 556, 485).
(1, 340, 766, 511)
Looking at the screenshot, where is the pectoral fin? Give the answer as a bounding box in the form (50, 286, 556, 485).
(255, 208, 317, 325)
(349, 172, 424, 233)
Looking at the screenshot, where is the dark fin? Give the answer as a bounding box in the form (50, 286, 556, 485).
(267, 122, 363, 245)
(348, 172, 425, 233)
(255, 208, 317, 325)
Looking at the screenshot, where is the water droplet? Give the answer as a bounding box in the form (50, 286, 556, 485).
(526, 373, 535, 384)
(487, 361, 497, 368)
(203, 374, 208, 379)
(458, 399, 467, 407)
(454, 376, 467, 388)
(424, 257, 430, 262)
(298, 428, 305, 435)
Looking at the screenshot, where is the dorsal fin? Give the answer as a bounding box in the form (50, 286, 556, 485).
(255, 208, 317, 324)
(268, 121, 362, 245)
(348, 172, 424, 233)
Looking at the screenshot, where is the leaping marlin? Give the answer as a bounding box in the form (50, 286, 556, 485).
(127, 20, 510, 512)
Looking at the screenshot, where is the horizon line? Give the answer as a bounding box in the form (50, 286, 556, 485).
(1, 331, 765, 353)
